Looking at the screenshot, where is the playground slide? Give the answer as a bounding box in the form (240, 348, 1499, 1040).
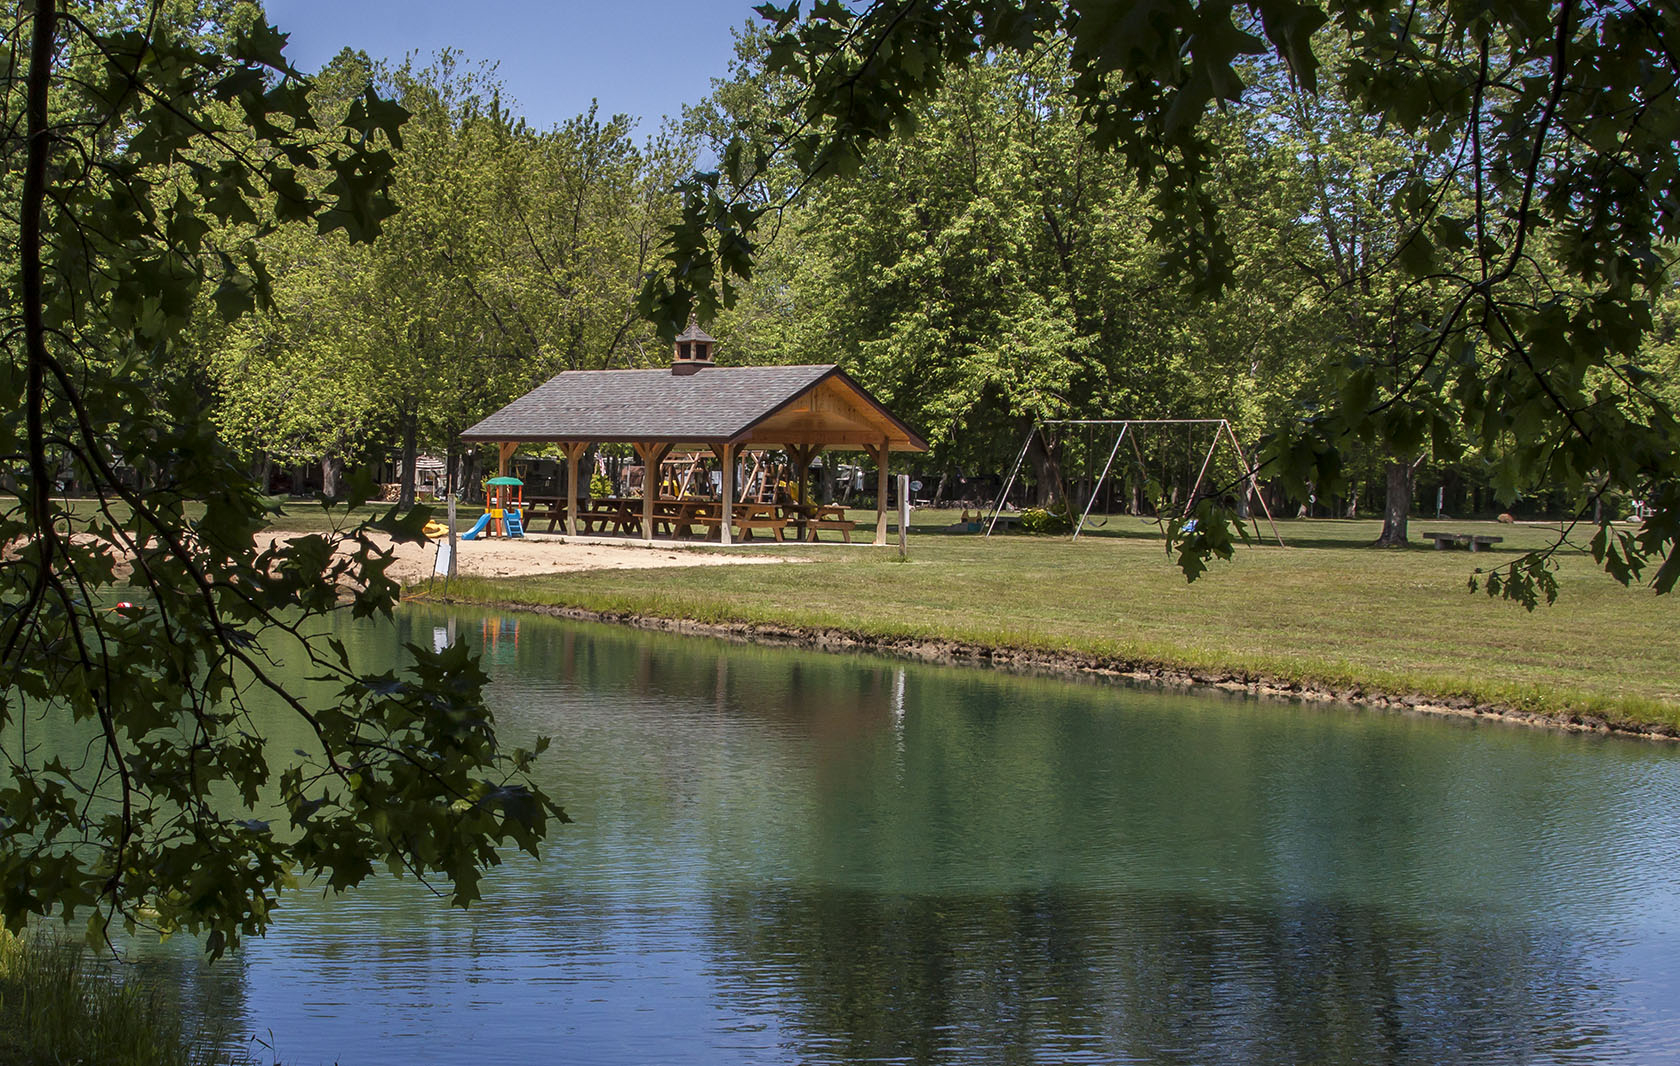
(460, 512, 494, 540)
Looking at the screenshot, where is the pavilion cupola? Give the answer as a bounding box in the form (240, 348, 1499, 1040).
(671, 316, 716, 375)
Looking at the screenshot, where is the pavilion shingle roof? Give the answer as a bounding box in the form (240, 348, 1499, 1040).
(461, 364, 844, 444)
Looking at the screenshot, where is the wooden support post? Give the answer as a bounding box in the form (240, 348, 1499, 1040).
(641, 443, 656, 544)
(564, 441, 586, 538)
(497, 441, 518, 478)
(789, 443, 820, 540)
(720, 442, 735, 546)
(632, 442, 673, 543)
(874, 439, 890, 546)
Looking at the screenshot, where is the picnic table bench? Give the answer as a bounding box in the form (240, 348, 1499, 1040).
(803, 504, 857, 542)
(1421, 531, 1503, 552)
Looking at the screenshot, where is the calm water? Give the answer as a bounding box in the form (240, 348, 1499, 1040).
(127, 607, 1679, 1065)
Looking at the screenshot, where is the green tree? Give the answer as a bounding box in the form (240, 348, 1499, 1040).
(1, 2, 562, 955)
(698, 40, 1329, 514)
(647, 0, 1680, 604)
(208, 50, 695, 507)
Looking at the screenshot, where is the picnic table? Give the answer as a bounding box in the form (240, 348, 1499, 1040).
(672, 501, 791, 542)
(653, 499, 721, 539)
(524, 495, 567, 532)
(731, 502, 787, 541)
(522, 496, 865, 544)
(803, 504, 858, 542)
(575, 497, 641, 536)
(1420, 530, 1503, 552)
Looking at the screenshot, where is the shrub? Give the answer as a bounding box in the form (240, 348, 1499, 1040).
(1018, 506, 1072, 534)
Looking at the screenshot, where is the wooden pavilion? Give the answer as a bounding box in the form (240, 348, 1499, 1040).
(458, 323, 927, 545)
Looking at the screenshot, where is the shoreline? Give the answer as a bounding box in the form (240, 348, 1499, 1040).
(407, 593, 1680, 744)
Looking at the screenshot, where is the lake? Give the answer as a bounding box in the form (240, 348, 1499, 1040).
(133, 606, 1680, 1065)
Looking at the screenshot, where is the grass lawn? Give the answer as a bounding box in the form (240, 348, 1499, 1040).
(49, 495, 485, 535)
(431, 510, 1680, 731)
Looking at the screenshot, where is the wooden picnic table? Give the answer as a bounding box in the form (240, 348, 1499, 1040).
(1420, 530, 1503, 552)
(804, 504, 858, 542)
(731, 502, 787, 541)
(668, 501, 787, 542)
(525, 496, 862, 544)
(653, 498, 719, 539)
(524, 495, 567, 532)
(576, 497, 641, 536)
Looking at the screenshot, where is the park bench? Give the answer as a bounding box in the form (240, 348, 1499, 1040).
(1421, 531, 1504, 552)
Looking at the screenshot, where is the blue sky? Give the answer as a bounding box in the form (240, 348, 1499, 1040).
(264, 0, 764, 133)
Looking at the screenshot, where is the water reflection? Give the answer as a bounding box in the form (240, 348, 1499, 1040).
(706, 886, 1623, 1065)
(118, 607, 1680, 1065)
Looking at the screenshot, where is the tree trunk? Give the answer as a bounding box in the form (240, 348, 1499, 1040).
(398, 412, 418, 511)
(462, 451, 483, 503)
(1345, 484, 1359, 519)
(321, 454, 344, 500)
(1027, 432, 1062, 507)
(444, 426, 457, 499)
(1376, 459, 1415, 546)
(1236, 454, 1254, 520)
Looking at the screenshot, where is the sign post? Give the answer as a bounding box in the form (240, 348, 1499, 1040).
(897, 473, 909, 560)
(439, 494, 459, 592)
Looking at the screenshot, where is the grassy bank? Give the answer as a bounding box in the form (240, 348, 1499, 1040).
(421, 513, 1680, 733)
(0, 930, 242, 1066)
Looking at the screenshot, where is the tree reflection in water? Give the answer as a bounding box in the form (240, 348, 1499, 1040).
(706, 886, 1614, 1066)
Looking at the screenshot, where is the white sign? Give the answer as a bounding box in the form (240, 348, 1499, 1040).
(433, 542, 453, 576)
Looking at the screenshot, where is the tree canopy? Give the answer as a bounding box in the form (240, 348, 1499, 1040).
(645, 0, 1680, 604)
(1, 1, 562, 955)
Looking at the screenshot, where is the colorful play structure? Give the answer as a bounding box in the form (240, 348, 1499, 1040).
(462, 475, 526, 539)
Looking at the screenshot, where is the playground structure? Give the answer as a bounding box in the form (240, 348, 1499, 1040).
(986, 419, 1283, 544)
(463, 475, 526, 539)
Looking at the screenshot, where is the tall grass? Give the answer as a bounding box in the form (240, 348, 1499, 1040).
(0, 929, 252, 1066)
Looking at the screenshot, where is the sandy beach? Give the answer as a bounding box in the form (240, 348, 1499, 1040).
(364, 532, 804, 585)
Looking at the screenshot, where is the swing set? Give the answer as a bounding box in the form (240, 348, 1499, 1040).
(984, 418, 1284, 545)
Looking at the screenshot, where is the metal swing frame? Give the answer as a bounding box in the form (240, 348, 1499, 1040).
(984, 418, 1285, 545)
